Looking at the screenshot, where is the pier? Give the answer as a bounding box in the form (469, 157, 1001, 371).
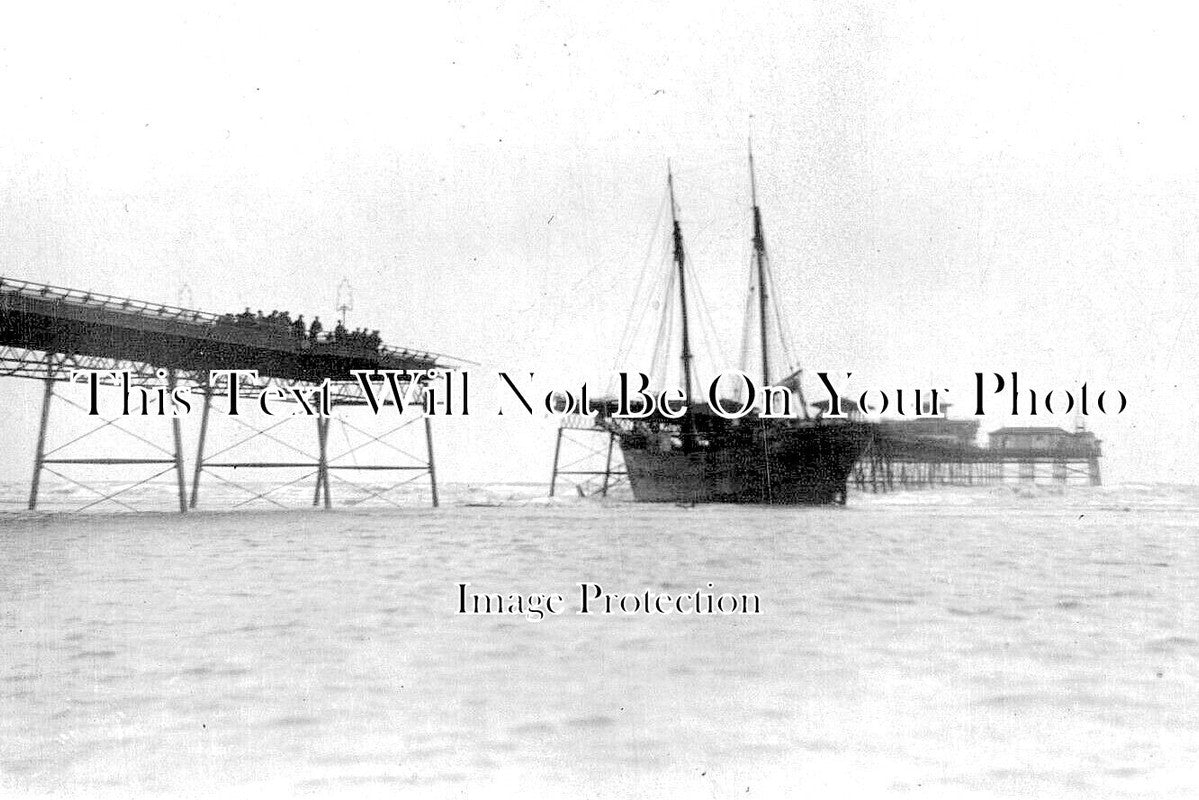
(548, 414, 628, 498)
(854, 421, 1103, 492)
(1, 277, 462, 513)
(549, 412, 1103, 499)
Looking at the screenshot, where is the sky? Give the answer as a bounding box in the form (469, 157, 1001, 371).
(2, 1, 1198, 487)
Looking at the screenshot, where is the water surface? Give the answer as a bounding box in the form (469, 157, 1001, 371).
(1, 484, 1196, 798)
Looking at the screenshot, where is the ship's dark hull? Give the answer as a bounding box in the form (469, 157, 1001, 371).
(616, 421, 871, 505)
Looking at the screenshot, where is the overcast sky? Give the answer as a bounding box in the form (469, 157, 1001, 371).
(2, 1, 1198, 486)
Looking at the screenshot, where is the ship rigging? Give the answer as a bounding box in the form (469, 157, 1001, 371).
(600, 148, 873, 505)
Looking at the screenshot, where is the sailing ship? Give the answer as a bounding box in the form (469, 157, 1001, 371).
(602, 150, 873, 505)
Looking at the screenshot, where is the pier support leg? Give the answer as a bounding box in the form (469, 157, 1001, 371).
(28, 368, 55, 511)
(167, 370, 188, 514)
(321, 418, 333, 508)
(313, 419, 323, 507)
(600, 431, 615, 497)
(189, 384, 212, 509)
(424, 416, 438, 508)
(549, 426, 563, 497)
(314, 416, 332, 509)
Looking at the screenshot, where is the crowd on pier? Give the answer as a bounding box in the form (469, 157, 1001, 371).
(219, 308, 383, 352)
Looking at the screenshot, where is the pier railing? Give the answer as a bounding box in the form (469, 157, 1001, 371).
(0, 276, 465, 367)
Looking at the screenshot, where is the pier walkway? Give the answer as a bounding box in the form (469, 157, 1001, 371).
(1, 277, 462, 513)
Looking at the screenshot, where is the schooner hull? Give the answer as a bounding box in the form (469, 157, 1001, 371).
(617, 422, 871, 505)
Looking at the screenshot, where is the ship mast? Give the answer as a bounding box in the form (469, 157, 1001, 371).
(749, 143, 770, 386)
(668, 164, 695, 408)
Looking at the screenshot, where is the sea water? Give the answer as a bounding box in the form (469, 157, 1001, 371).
(1, 483, 1197, 798)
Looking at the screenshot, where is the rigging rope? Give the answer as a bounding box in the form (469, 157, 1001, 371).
(737, 252, 757, 379)
(648, 264, 677, 385)
(610, 185, 670, 371)
(685, 256, 732, 388)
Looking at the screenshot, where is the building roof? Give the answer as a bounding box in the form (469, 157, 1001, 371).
(882, 418, 979, 430)
(988, 426, 1070, 436)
